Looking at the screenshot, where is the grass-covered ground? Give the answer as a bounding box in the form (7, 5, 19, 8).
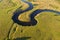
(0, 0, 60, 40)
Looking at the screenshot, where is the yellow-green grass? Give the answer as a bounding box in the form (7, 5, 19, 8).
(56, 0, 60, 3)
(0, 0, 60, 40)
(0, 0, 21, 40)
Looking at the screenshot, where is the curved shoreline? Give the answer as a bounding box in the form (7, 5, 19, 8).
(12, 0, 60, 26)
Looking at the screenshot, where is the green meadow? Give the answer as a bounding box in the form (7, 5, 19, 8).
(0, 0, 60, 40)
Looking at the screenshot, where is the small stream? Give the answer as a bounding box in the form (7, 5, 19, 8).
(12, 0, 60, 26)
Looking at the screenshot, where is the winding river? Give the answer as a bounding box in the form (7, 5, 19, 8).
(12, 0, 60, 26)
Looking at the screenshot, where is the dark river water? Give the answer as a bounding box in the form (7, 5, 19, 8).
(12, 0, 60, 26)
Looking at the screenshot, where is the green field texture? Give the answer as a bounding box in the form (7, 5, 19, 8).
(0, 0, 60, 40)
